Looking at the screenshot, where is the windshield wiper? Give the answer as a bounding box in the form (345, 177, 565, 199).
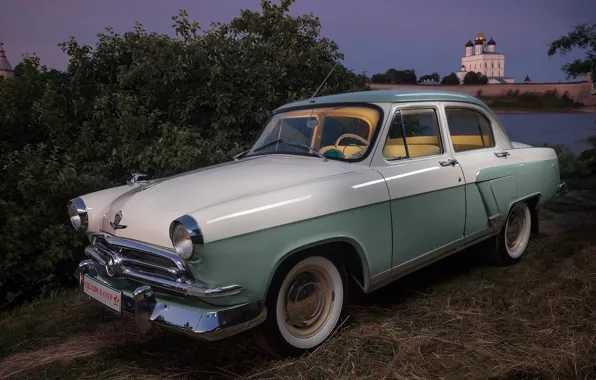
(251, 139, 327, 160)
(386, 155, 408, 161)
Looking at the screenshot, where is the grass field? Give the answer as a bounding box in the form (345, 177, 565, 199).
(1, 185, 596, 380)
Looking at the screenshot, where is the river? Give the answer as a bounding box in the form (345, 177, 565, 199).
(496, 112, 596, 155)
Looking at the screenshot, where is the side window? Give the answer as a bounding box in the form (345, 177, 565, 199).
(383, 109, 443, 160)
(445, 108, 495, 152)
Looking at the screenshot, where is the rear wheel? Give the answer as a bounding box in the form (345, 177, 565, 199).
(255, 255, 347, 357)
(489, 201, 532, 266)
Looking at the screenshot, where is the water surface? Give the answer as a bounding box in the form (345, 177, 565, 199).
(496, 113, 596, 154)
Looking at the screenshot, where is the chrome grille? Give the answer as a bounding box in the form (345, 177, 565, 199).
(90, 234, 192, 282)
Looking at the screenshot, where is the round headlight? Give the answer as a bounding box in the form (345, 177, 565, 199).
(67, 198, 88, 231)
(169, 215, 204, 261)
(171, 223, 194, 260)
(68, 202, 81, 229)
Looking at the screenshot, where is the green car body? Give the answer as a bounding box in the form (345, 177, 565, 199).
(68, 89, 565, 350)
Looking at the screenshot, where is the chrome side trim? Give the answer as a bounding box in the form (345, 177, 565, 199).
(368, 227, 495, 292)
(75, 262, 266, 341)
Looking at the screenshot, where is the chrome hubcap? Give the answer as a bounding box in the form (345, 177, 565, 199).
(283, 267, 333, 338)
(505, 207, 526, 251)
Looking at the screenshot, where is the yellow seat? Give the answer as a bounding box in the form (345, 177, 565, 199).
(383, 136, 441, 158)
(320, 145, 368, 159)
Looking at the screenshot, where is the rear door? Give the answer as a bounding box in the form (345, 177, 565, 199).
(440, 103, 518, 239)
(369, 102, 466, 269)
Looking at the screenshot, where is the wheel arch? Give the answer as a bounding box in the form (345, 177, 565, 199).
(264, 237, 371, 299)
(508, 193, 540, 233)
(513, 193, 541, 235)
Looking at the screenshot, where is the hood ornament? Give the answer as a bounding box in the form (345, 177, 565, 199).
(128, 173, 149, 186)
(110, 210, 127, 230)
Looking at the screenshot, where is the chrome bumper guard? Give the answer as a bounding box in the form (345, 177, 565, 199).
(85, 233, 241, 297)
(556, 181, 568, 196)
(75, 260, 267, 341)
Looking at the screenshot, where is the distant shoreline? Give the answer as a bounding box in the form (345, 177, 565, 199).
(492, 106, 596, 114)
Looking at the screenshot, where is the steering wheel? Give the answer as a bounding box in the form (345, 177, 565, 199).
(335, 133, 369, 150)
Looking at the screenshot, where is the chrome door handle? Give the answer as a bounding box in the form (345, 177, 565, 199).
(439, 158, 458, 166)
(494, 151, 510, 158)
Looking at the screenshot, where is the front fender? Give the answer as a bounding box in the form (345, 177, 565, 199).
(185, 169, 392, 306)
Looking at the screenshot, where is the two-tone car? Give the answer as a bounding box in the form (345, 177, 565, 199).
(68, 89, 566, 357)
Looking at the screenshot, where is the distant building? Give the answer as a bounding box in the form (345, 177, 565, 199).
(524, 75, 531, 83)
(456, 32, 514, 84)
(0, 43, 14, 78)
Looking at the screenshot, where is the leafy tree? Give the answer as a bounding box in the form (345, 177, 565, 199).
(370, 68, 417, 84)
(463, 71, 488, 84)
(547, 23, 596, 84)
(441, 72, 460, 85)
(418, 72, 440, 83)
(0, 0, 369, 306)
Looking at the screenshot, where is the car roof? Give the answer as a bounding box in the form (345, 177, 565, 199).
(273, 89, 489, 112)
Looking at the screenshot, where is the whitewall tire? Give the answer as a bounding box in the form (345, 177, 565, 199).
(491, 201, 532, 265)
(256, 254, 346, 357)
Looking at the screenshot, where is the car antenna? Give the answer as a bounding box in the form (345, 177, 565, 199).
(309, 60, 339, 103)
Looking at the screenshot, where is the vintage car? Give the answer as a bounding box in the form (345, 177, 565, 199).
(69, 89, 566, 357)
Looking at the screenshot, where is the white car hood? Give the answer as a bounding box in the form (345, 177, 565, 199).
(100, 155, 363, 247)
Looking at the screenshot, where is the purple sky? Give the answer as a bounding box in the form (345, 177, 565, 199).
(1, 0, 594, 83)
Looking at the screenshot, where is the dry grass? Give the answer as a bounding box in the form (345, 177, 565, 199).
(0, 319, 145, 379)
(2, 189, 596, 380)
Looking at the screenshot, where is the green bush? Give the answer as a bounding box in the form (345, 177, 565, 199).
(0, 0, 369, 306)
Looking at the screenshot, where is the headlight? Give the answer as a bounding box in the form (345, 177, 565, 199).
(67, 198, 88, 231)
(169, 215, 204, 261)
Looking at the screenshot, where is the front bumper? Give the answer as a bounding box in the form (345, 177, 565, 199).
(75, 260, 267, 341)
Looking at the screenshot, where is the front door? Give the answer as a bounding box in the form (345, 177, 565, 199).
(370, 105, 466, 269)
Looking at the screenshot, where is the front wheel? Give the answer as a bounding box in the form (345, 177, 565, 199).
(255, 255, 347, 357)
(489, 201, 532, 266)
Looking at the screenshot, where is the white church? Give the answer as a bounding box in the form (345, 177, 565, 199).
(456, 32, 514, 84)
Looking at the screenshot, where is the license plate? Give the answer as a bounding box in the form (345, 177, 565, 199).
(83, 274, 122, 313)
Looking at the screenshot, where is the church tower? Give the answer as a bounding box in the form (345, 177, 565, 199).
(487, 37, 496, 53)
(465, 40, 473, 57)
(474, 31, 486, 55)
(0, 43, 15, 78)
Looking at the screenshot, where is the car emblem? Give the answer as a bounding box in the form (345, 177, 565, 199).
(105, 256, 122, 277)
(110, 210, 127, 230)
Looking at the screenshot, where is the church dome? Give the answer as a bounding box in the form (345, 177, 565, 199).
(475, 39, 484, 45)
(465, 40, 474, 47)
(475, 31, 486, 41)
(487, 38, 496, 46)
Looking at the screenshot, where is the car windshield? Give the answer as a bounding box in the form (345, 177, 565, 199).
(245, 105, 381, 161)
